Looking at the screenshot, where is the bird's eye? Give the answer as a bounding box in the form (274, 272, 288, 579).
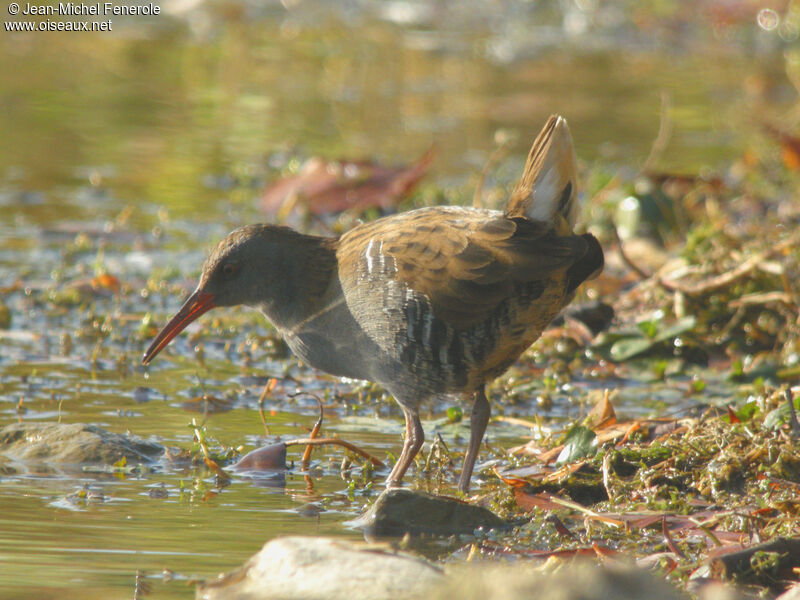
(222, 263, 237, 277)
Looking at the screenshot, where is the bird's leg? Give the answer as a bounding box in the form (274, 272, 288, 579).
(386, 405, 424, 488)
(457, 387, 490, 494)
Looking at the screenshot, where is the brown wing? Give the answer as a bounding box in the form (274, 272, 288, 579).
(338, 207, 588, 330)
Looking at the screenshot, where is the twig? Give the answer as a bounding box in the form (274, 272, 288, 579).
(658, 233, 800, 297)
(717, 306, 746, 341)
(195, 373, 210, 425)
(283, 437, 386, 468)
(610, 223, 652, 280)
(639, 91, 673, 175)
(301, 395, 325, 471)
(602, 452, 614, 502)
(493, 415, 539, 429)
(662, 515, 685, 559)
(697, 524, 723, 548)
(473, 133, 514, 208)
(257, 378, 277, 436)
(729, 291, 794, 308)
(659, 254, 762, 296)
(786, 388, 800, 439)
(548, 495, 624, 527)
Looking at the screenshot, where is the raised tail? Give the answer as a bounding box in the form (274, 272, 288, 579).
(505, 115, 578, 231)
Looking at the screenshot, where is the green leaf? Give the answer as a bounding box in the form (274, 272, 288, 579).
(735, 402, 759, 422)
(637, 320, 659, 338)
(652, 316, 697, 343)
(556, 425, 598, 466)
(592, 328, 645, 348)
(609, 316, 698, 361)
(446, 406, 463, 423)
(691, 379, 706, 393)
(609, 337, 656, 361)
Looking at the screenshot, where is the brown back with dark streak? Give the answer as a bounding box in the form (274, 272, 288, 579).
(337, 205, 593, 393)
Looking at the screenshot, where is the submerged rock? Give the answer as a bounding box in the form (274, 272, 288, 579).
(196, 536, 444, 600)
(0, 422, 165, 464)
(354, 488, 508, 537)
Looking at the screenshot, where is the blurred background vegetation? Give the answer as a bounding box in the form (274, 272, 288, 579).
(3, 0, 798, 230)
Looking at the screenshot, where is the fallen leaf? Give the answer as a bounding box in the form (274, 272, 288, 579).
(260, 147, 434, 216)
(555, 425, 597, 466)
(585, 389, 616, 429)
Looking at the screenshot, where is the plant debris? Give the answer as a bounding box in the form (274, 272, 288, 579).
(481, 388, 800, 596)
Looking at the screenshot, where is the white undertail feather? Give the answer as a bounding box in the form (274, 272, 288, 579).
(506, 115, 578, 230)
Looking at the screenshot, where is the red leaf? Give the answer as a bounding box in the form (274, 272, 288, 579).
(260, 147, 434, 216)
(513, 490, 565, 512)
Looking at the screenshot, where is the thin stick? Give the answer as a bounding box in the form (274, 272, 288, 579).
(283, 437, 386, 468)
(301, 396, 324, 470)
(661, 515, 685, 559)
(257, 378, 277, 436)
(786, 388, 800, 439)
(728, 291, 793, 308)
(493, 415, 539, 429)
(548, 495, 624, 527)
(639, 91, 673, 175)
(473, 135, 514, 208)
(658, 233, 800, 297)
(610, 223, 652, 280)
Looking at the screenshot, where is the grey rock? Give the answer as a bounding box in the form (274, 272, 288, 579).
(354, 488, 508, 537)
(0, 422, 165, 464)
(196, 536, 444, 600)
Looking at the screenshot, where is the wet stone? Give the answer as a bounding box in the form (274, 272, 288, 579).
(196, 535, 444, 600)
(0, 422, 165, 465)
(354, 488, 508, 537)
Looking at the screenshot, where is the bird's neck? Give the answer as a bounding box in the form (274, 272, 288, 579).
(257, 233, 339, 332)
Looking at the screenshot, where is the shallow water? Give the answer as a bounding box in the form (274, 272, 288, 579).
(0, 1, 793, 597)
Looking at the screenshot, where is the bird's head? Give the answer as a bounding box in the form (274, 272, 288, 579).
(142, 224, 319, 365)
